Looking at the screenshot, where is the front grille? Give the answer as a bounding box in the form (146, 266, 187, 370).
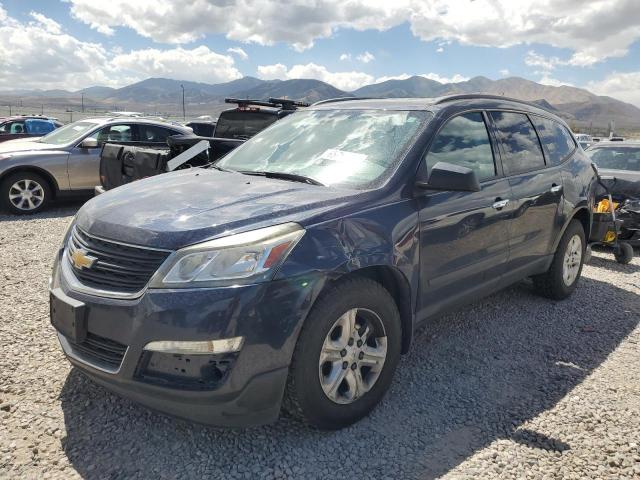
(72, 333, 127, 370)
(67, 227, 170, 294)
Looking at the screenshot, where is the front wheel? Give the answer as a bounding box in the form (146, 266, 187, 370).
(533, 219, 586, 300)
(1, 172, 52, 214)
(284, 277, 401, 430)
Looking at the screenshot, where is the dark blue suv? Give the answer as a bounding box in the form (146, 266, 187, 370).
(50, 95, 595, 429)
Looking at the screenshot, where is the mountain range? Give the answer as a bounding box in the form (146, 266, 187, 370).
(1, 75, 639, 129)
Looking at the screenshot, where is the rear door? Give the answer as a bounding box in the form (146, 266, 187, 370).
(488, 111, 565, 273)
(417, 111, 513, 319)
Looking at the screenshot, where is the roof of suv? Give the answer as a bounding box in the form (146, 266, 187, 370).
(309, 94, 557, 117)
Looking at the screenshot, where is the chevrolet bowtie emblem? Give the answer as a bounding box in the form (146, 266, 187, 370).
(70, 249, 97, 270)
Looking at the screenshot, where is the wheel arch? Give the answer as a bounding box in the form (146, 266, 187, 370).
(0, 165, 60, 197)
(322, 265, 414, 354)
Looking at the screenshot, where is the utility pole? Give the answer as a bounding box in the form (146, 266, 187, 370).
(81, 92, 85, 113)
(8, 104, 11, 116)
(41, 104, 44, 115)
(181, 84, 185, 121)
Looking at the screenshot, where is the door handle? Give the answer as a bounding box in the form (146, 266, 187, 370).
(492, 198, 509, 210)
(550, 184, 563, 193)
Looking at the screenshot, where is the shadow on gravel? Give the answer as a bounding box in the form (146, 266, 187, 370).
(0, 198, 85, 222)
(58, 276, 639, 479)
(587, 250, 640, 274)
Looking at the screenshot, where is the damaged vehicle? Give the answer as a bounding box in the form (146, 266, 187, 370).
(586, 141, 640, 243)
(0, 117, 191, 214)
(98, 98, 309, 191)
(50, 95, 594, 430)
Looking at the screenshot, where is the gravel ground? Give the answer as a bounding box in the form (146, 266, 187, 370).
(1, 202, 639, 480)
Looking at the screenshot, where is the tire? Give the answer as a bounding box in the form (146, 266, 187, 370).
(614, 242, 634, 264)
(0, 171, 52, 214)
(533, 219, 586, 300)
(283, 277, 402, 430)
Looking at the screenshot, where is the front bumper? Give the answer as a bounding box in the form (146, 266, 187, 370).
(51, 249, 324, 427)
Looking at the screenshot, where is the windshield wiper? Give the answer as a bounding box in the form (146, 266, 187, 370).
(208, 163, 235, 173)
(238, 170, 324, 186)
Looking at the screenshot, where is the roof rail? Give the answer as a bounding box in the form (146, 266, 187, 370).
(433, 93, 544, 109)
(311, 96, 378, 106)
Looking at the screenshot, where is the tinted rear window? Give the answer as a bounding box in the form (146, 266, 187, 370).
(214, 111, 278, 139)
(489, 111, 545, 175)
(531, 116, 575, 165)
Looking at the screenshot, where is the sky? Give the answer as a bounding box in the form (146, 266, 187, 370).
(1, 0, 640, 105)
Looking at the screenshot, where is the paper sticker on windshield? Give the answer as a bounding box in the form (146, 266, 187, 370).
(319, 148, 366, 163)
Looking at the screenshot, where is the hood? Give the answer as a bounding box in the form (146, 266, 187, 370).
(0, 139, 59, 154)
(76, 168, 360, 250)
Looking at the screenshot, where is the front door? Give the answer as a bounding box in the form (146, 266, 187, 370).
(68, 124, 134, 189)
(417, 111, 513, 320)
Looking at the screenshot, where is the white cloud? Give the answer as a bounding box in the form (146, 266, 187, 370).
(374, 72, 469, 84)
(29, 11, 62, 34)
(537, 74, 574, 88)
(375, 74, 412, 83)
(588, 72, 640, 106)
(257, 62, 374, 91)
(0, 7, 241, 90)
(227, 47, 248, 60)
(422, 73, 470, 84)
(356, 51, 375, 63)
(500, 69, 510, 76)
(436, 47, 444, 53)
(339, 53, 351, 61)
(524, 50, 564, 71)
(112, 46, 242, 84)
(256, 63, 289, 80)
(67, 0, 640, 64)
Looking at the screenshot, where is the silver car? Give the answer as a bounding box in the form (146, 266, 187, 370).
(0, 117, 191, 214)
(585, 140, 640, 183)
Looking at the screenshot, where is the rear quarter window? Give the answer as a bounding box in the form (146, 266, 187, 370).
(489, 111, 545, 175)
(531, 116, 576, 165)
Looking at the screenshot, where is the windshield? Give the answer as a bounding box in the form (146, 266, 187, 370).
(216, 109, 430, 189)
(587, 146, 640, 171)
(214, 111, 278, 139)
(38, 121, 100, 145)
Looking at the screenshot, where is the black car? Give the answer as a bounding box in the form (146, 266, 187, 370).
(50, 95, 595, 430)
(213, 97, 309, 140)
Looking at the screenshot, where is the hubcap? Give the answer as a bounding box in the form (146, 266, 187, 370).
(562, 234, 582, 286)
(8, 179, 44, 211)
(318, 308, 387, 405)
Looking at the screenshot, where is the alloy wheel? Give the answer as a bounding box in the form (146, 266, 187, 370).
(318, 308, 387, 404)
(8, 179, 45, 211)
(562, 234, 582, 286)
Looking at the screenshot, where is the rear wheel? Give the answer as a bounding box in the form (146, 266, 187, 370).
(284, 277, 401, 430)
(533, 220, 585, 300)
(1, 171, 52, 214)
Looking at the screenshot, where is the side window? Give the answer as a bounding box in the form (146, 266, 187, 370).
(425, 112, 496, 181)
(138, 125, 176, 143)
(489, 111, 545, 175)
(9, 121, 26, 134)
(531, 116, 575, 165)
(95, 124, 133, 144)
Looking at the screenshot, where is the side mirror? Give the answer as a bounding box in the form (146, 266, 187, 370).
(416, 161, 481, 192)
(79, 137, 99, 149)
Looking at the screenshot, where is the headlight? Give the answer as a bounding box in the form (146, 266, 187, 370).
(149, 223, 305, 288)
